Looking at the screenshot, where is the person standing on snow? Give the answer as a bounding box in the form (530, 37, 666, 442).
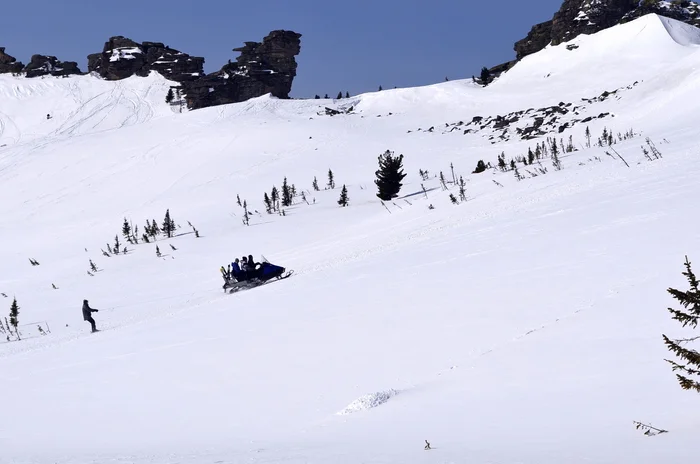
(82, 299, 99, 333)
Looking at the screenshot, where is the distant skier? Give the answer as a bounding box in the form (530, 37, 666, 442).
(82, 299, 99, 333)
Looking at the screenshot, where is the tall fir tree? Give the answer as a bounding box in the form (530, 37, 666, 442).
(165, 88, 174, 104)
(151, 218, 160, 238)
(281, 177, 292, 207)
(585, 126, 592, 148)
(114, 235, 121, 254)
(327, 169, 335, 189)
(337, 185, 349, 207)
(345, 91, 350, 98)
(374, 150, 407, 201)
(336, 91, 343, 99)
(312, 176, 320, 191)
(663, 256, 700, 394)
(271, 186, 279, 212)
(480, 67, 491, 86)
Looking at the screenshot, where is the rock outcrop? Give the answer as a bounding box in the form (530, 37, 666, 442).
(0, 47, 24, 74)
(180, 30, 302, 110)
(88, 36, 204, 82)
(515, 0, 700, 60)
(23, 55, 81, 78)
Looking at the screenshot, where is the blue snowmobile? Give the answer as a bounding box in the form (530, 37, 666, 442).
(221, 257, 293, 294)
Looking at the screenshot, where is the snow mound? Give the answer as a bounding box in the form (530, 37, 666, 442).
(659, 15, 700, 46)
(336, 389, 400, 415)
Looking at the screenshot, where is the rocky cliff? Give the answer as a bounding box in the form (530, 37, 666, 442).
(87, 37, 204, 82)
(180, 30, 302, 110)
(0, 48, 80, 77)
(0, 48, 25, 74)
(515, 0, 700, 60)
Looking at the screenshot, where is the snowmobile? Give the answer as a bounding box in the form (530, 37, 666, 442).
(221, 259, 294, 294)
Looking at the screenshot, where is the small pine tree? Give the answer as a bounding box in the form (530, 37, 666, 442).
(237, 195, 242, 207)
(165, 88, 174, 104)
(439, 171, 447, 190)
(9, 298, 19, 339)
(314, 95, 320, 99)
(271, 186, 279, 212)
(585, 126, 592, 148)
(528, 148, 535, 165)
(480, 67, 491, 86)
(132, 225, 139, 244)
(337, 185, 349, 207)
(312, 176, 320, 191)
(449, 193, 458, 204)
(510, 159, 516, 170)
(162, 209, 174, 238)
(378, 85, 383, 91)
(551, 143, 562, 171)
(336, 91, 343, 99)
(375, 150, 407, 201)
(458, 176, 467, 201)
(324, 94, 329, 99)
(156, 245, 161, 257)
(142, 233, 150, 243)
(663, 256, 700, 394)
(114, 235, 121, 254)
(498, 154, 507, 172)
(242, 201, 250, 226)
(327, 169, 335, 189)
(282, 177, 292, 207)
(345, 91, 350, 98)
(264, 192, 272, 214)
(151, 218, 160, 238)
(122, 218, 131, 240)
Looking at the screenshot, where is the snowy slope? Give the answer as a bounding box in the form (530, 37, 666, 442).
(1, 14, 700, 464)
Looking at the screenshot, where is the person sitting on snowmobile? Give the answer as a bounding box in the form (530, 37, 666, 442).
(231, 258, 243, 281)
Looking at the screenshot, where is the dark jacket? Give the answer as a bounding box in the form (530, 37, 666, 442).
(82, 301, 97, 320)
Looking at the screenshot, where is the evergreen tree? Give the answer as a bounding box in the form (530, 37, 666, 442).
(122, 218, 132, 241)
(264, 192, 272, 214)
(510, 159, 516, 170)
(585, 126, 592, 148)
(345, 91, 350, 98)
(551, 142, 562, 171)
(327, 169, 335, 189)
(374, 150, 407, 201)
(237, 194, 242, 207)
(498, 153, 507, 172)
(528, 148, 535, 165)
(450, 162, 456, 184)
(324, 94, 329, 99)
(162, 209, 174, 238)
(336, 91, 343, 99)
(480, 67, 491, 86)
(473, 160, 487, 174)
(271, 186, 279, 212)
(282, 177, 292, 207)
(663, 256, 700, 394)
(449, 193, 458, 204)
(312, 176, 320, 191)
(165, 88, 174, 104)
(114, 235, 121, 254)
(314, 95, 320, 99)
(151, 218, 160, 238)
(9, 297, 19, 339)
(132, 225, 139, 244)
(378, 85, 383, 91)
(337, 185, 349, 207)
(458, 176, 467, 202)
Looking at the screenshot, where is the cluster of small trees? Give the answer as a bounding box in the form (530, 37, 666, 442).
(0, 298, 21, 341)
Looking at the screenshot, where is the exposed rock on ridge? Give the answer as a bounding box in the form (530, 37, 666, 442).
(87, 36, 204, 82)
(180, 30, 302, 110)
(515, 0, 700, 60)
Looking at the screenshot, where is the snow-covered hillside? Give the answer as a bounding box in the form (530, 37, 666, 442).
(0, 14, 699, 464)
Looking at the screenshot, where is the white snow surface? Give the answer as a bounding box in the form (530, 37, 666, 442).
(0, 14, 699, 463)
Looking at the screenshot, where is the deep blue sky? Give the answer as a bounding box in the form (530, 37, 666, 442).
(1, 0, 562, 97)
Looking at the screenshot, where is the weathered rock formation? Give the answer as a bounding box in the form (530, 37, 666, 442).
(180, 30, 302, 110)
(87, 36, 204, 82)
(0, 47, 24, 74)
(24, 55, 81, 78)
(515, 0, 700, 60)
